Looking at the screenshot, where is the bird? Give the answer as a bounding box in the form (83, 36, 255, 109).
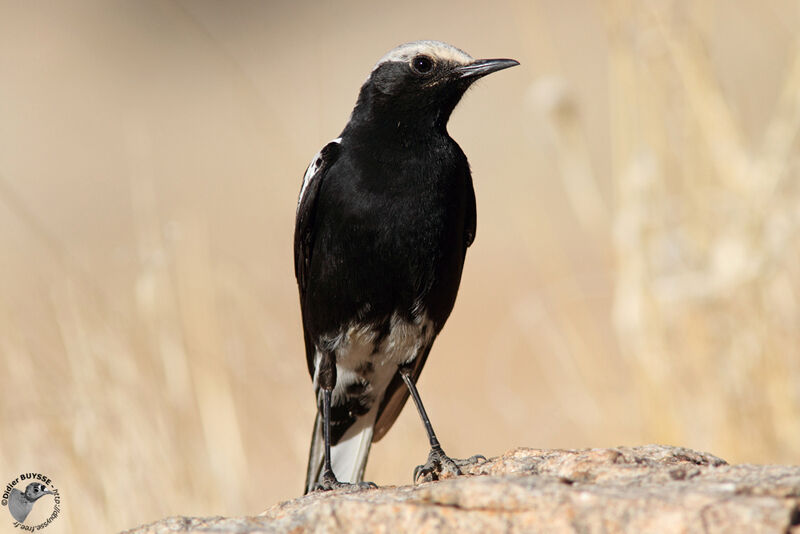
(8, 482, 53, 523)
(294, 40, 518, 493)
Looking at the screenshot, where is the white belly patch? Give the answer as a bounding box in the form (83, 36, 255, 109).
(312, 311, 434, 408)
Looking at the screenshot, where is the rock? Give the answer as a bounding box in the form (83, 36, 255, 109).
(123, 445, 800, 533)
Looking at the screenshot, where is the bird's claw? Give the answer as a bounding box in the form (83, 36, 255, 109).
(413, 447, 486, 484)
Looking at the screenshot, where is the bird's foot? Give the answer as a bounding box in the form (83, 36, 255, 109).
(413, 446, 487, 483)
(314, 469, 377, 492)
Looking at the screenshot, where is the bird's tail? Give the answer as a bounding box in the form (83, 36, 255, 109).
(304, 404, 376, 494)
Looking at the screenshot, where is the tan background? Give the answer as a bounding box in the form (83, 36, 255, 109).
(1, 0, 799, 532)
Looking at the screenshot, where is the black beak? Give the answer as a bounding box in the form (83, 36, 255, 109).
(454, 58, 520, 80)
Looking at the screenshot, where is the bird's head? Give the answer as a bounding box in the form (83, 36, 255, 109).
(348, 41, 518, 133)
(23, 482, 53, 502)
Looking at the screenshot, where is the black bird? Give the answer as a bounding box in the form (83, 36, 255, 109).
(295, 40, 518, 493)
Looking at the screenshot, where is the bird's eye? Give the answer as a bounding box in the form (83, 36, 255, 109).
(411, 55, 434, 74)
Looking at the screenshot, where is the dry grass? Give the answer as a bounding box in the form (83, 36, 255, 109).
(0, 1, 798, 532)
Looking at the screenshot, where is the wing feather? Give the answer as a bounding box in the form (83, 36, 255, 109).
(465, 176, 477, 248)
(294, 139, 342, 295)
(294, 139, 342, 375)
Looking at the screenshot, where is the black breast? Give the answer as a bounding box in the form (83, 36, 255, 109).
(302, 132, 472, 341)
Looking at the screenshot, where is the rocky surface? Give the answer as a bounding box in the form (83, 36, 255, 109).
(123, 445, 800, 533)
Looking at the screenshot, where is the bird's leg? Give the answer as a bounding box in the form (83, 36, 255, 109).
(315, 351, 376, 492)
(399, 366, 486, 484)
(319, 384, 339, 489)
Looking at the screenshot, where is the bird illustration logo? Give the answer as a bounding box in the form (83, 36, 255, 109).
(8, 482, 53, 523)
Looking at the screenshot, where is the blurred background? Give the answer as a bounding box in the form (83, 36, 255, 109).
(1, 0, 799, 531)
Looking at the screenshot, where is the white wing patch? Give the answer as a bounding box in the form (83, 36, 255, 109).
(298, 137, 341, 213)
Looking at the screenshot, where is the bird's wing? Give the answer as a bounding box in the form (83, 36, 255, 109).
(295, 139, 342, 375)
(8, 488, 32, 523)
(465, 175, 477, 248)
(372, 343, 433, 442)
(294, 138, 342, 296)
